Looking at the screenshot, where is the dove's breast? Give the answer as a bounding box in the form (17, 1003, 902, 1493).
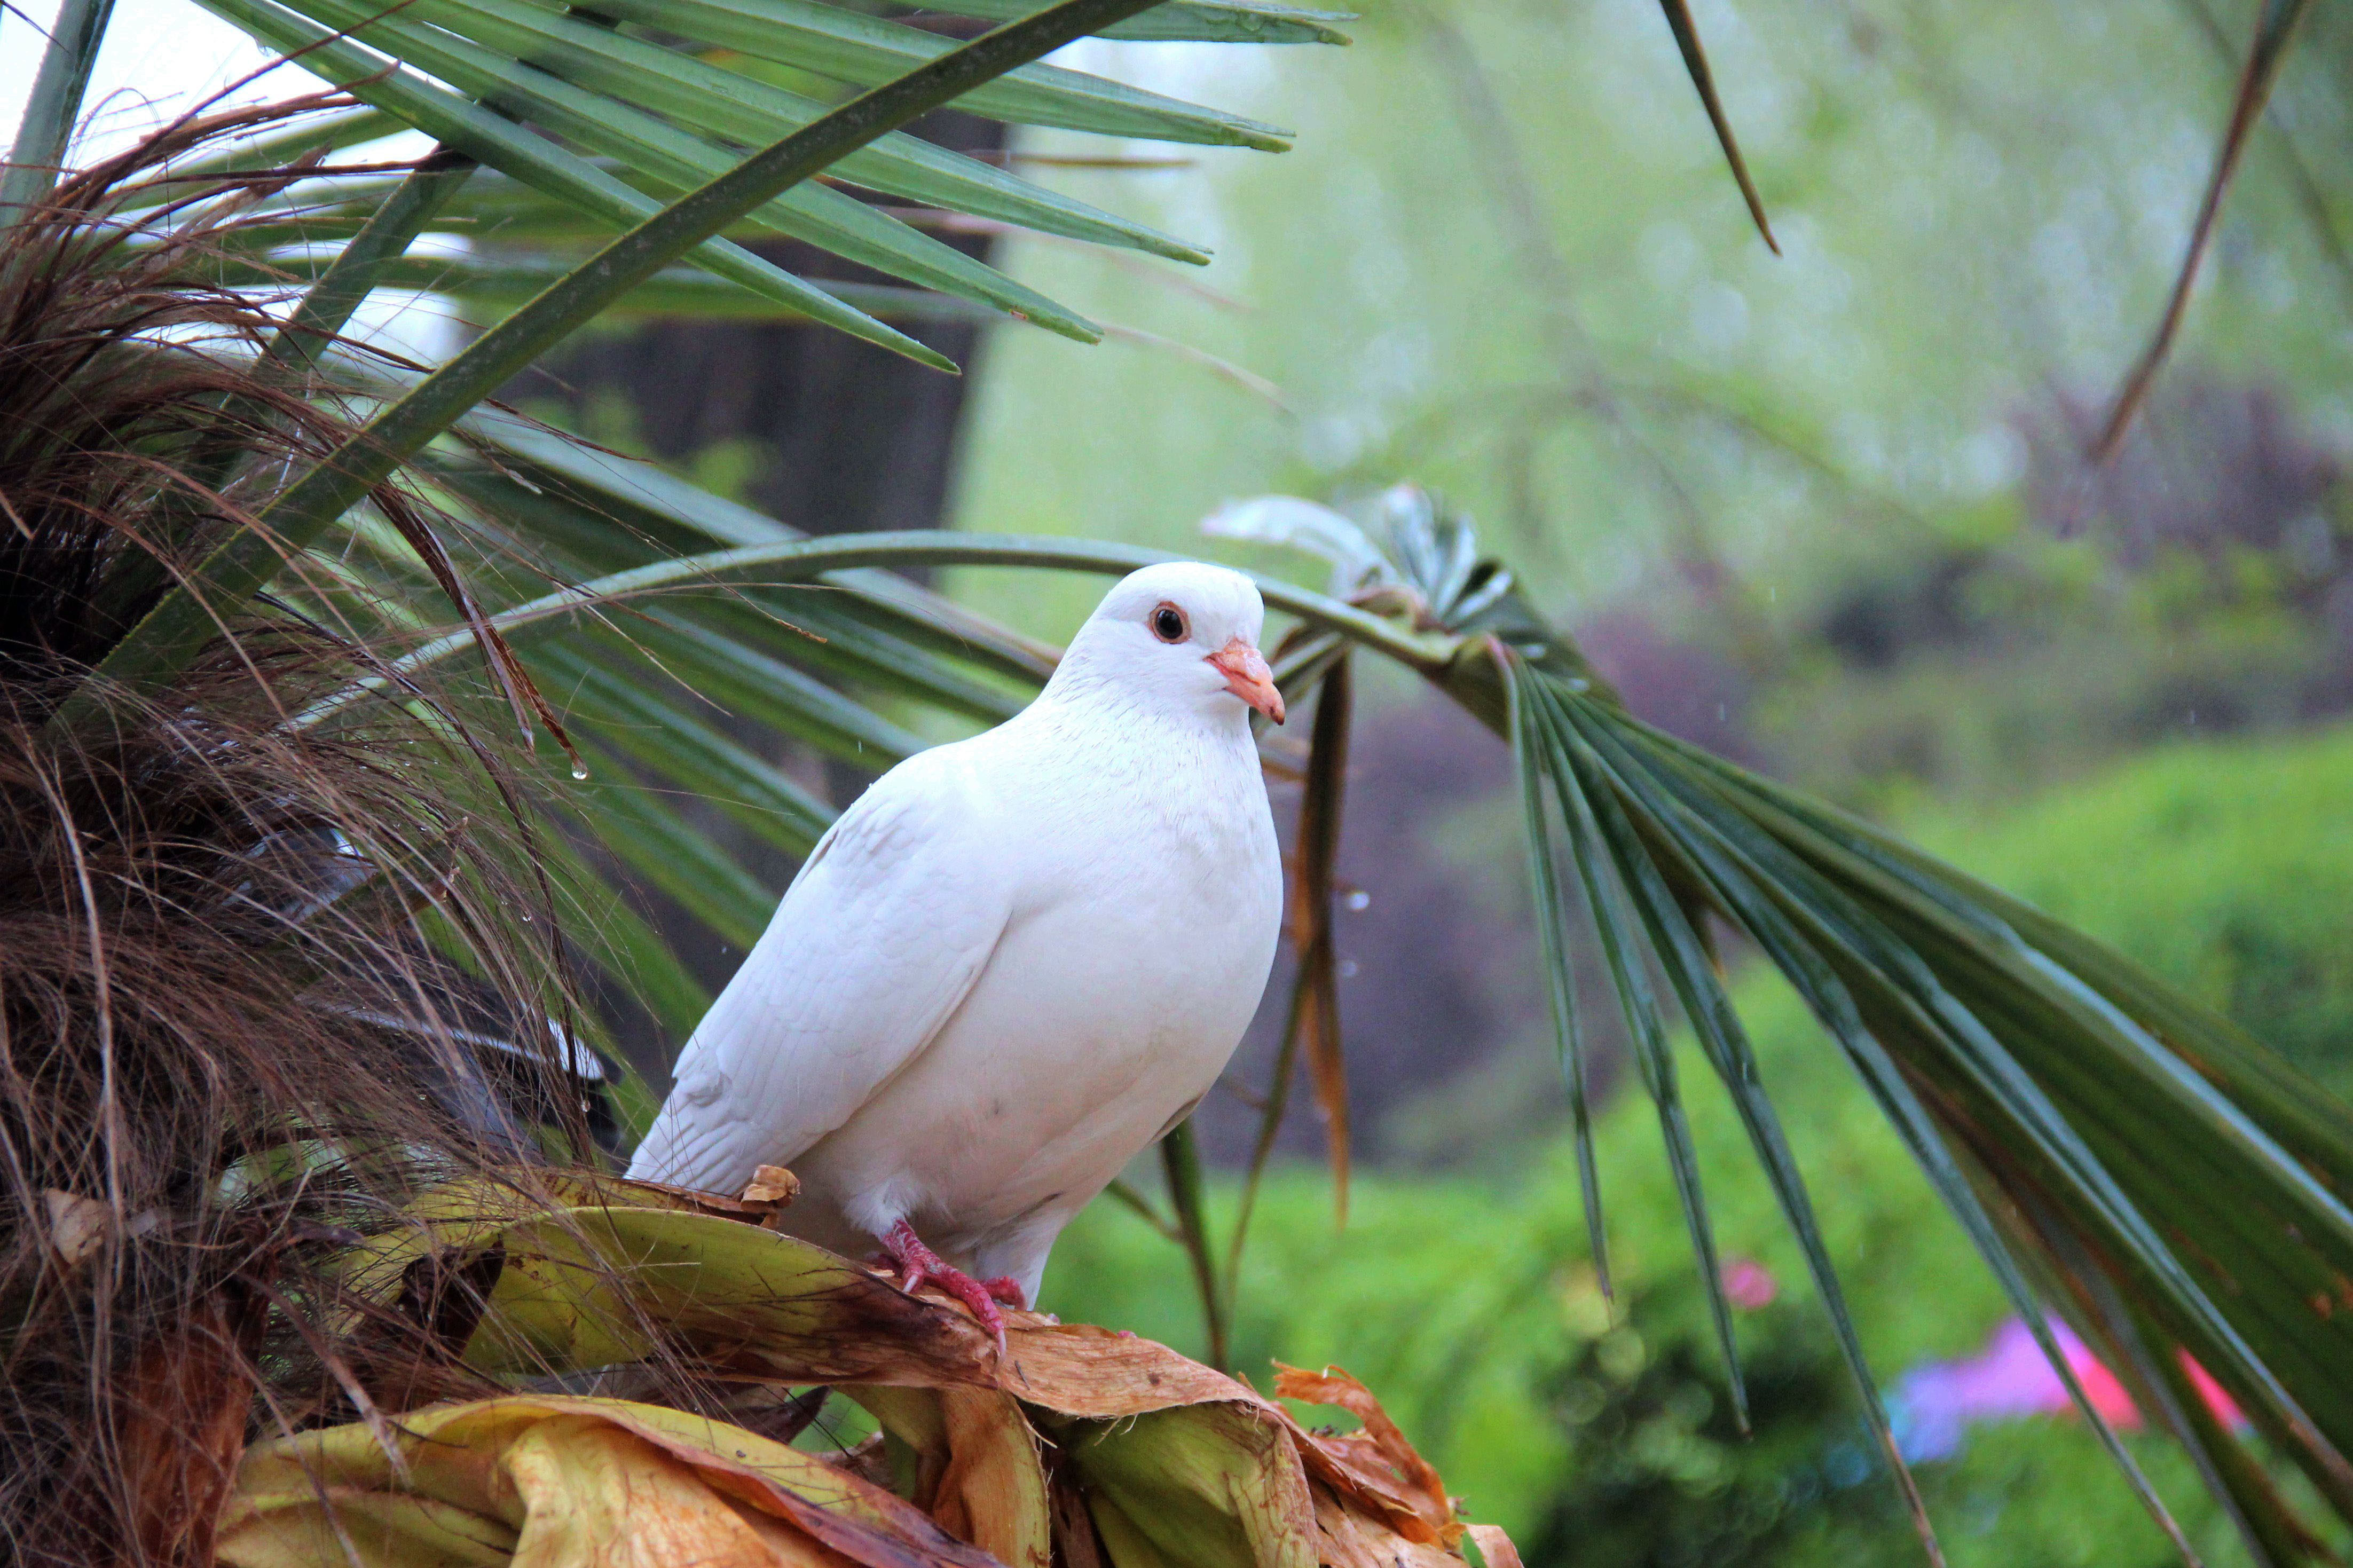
(790, 721, 1281, 1285)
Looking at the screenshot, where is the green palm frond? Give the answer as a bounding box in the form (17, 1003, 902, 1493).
(160, 0, 1321, 355)
(5, 0, 1329, 749)
(30, 0, 1300, 732)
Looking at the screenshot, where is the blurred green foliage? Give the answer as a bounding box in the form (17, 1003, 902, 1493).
(1756, 460, 2353, 811)
(1043, 720, 2353, 1564)
(950, 3, 2353, 645)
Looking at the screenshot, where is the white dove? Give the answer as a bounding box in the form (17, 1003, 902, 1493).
(626, 561, 1286, 1343)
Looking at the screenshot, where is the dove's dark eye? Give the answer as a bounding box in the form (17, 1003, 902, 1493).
(1150, 603, 1189, 643)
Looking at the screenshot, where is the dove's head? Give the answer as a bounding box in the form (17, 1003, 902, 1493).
(1056, 562, 1285, 726)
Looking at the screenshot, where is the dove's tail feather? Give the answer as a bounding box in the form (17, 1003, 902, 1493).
(624, 1104, 757, 1194)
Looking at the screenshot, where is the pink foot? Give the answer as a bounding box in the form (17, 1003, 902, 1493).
(881, 1219, 1014, 1352)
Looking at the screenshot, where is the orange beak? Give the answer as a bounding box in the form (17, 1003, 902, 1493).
(1207, 637, 1285, 724)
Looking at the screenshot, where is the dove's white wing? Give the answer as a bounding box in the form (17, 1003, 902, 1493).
(625, 750, 1012, 1194)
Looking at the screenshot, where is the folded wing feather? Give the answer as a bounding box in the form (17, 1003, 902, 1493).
(625, 750, 1013, 1195)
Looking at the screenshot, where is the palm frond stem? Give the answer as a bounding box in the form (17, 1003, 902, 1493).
(290, 532, 1458, 732)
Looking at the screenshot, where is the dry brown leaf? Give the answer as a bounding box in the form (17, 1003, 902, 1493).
(742, 1165, 803, 1209)
(121, 1286, 267, 1566)
(992, 1322, 1502, 1566)
(1465, 1524, 1524, 1568)
(846, 1385, 1051, 1568)
(1308, 1490, 1459, 1568)
(1290, 1430, 1445, 1545)
(219, 1396, 1005, 1568)
(1295, 657, 1355, 1222)
(933, 1390, 1048, 1568)
(618, 1175, 801, 1225)
(997, 1320, 1262, 1418)
(293, 1184, 1518, 1568)
(1274, 1364, 1455, 1539)
(493, 1419, 855, 1568)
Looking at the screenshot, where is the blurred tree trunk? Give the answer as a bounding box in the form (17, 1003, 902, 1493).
(538, 108, 1003, 547)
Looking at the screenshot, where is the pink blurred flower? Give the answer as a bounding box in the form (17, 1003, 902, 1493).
(1892, 1317, 2247, 1461)
(1722, 1258, 1778, 1310)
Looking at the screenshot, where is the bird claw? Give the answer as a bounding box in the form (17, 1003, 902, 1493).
(882, 1220, 1020, 1355)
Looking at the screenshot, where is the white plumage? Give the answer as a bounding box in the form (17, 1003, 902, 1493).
(627, 562, 1286, 1325)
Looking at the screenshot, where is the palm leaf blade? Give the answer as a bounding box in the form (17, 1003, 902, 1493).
(1651, 0, 1777, 253)
(560, 735, 780, 949)
(1522, 677, 1751, 1429)
(265, 0, 1103, 340)
(545, 836, 715, 1053)
(447, 412, 1064, 686)
(151, 104, 407, 185)
(2094, 0, 2316, 456)
(1596, 707, 2202, 1557)
(1635, 719, 2353, 1516)
(402, 0, 1212, 263)
(531, 644, 833, 857)
(188, 0, 950, 363)
(1218, 490, 2353, 1553)
(1506, 660, 1611, 1296)
(570, 0, 1295, 148)
(424, 458, 1034, 726)
(917, 0, 1353, 44)
(0, 0, 115, 222)
(588, 612, 927, 769)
